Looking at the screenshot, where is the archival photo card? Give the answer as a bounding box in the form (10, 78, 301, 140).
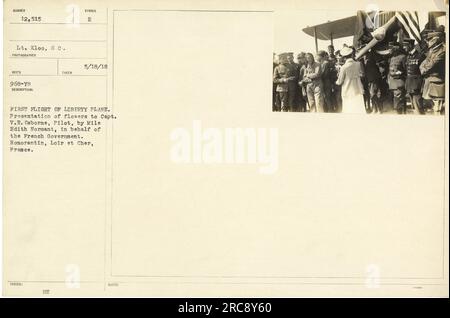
(273, 10, 446, 115)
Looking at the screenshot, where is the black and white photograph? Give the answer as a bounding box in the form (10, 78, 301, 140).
(273, 10, 446, 114)
(2, 0, 448, 301)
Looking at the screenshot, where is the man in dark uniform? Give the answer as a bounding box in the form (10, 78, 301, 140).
(273, 53, 295, 112)
(286, 52, 300, 111)
(327, 50, 338, 113)
(364, 50, 383, 113)
(403, 38, 425, 114)
(420, 30, 446, 114)
(377, 58, 392, 112)
(388, 42, 407, 114)
(317, 50, 334, 112)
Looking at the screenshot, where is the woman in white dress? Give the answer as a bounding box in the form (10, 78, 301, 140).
(336, 47, 366, 114)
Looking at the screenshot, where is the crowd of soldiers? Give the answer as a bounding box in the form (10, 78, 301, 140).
(273, 27, 446, 115)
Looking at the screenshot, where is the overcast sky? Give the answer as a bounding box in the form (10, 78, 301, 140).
(273, 10, 431, 55)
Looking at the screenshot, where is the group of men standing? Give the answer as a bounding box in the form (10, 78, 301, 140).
(273, 46, 339, 113)
(273, 27, 445, 115)
(385, 29, 445, 114)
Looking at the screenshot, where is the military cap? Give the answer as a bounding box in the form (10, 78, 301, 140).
(278, 53, 289, 61)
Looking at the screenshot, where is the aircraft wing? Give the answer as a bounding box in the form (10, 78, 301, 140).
(302, 16, 356, 40)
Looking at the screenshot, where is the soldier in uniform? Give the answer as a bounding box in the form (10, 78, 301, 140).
(317, 50, 334, 112)
(286, 52, 300, 111)
(377, 58, 392, 112)
(273, 53, 296, 112)
(388, 42, 407, 114)
(363, 50, 383, 113)
(328, 50, 338, 113)
(420, 30, 446, 115)
(403, 38, 425, 114)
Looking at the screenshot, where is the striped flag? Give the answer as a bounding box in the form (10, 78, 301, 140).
(395, 11, 421, 43)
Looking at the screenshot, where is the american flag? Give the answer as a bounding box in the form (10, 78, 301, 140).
(395, 11, 421, 43)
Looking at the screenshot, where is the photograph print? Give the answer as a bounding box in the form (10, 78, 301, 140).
(272, 10, 446, 114)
